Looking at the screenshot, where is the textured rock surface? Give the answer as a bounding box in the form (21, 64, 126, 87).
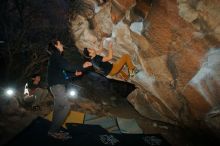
(177, 0, 220, 42)
(69, 0, 220, 130)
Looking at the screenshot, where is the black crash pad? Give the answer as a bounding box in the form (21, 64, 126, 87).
(5, 117, 170, 146)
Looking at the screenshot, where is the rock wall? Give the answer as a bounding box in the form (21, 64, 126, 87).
(69, 0, 220, 127)
(177, 0, 220, 43)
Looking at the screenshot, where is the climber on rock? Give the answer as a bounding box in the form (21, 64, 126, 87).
(83, 38, 137, 80)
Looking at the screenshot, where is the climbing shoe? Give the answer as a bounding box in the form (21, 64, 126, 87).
(118, 70, 129, 81)
(129, 68, 137, 78)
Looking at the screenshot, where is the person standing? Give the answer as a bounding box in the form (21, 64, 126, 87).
(47, 39, 92, 140)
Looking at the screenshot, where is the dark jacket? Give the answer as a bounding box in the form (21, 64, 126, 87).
(91, 55, 113, 76)
(47, 51, 83, 87)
